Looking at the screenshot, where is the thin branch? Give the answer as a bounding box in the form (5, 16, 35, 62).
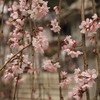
(30, 19, 34, 100)
(0, 43, 31, 72)
(12, 75, 19, 100)
(29, 1, 35, 99)
(58, 0, 63, 100)
(91, 0, 100, 100)
(81, 0, 90, 100)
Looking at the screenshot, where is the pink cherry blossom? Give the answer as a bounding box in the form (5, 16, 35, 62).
(62, 35, 83, 58)
(4, 72, 14, 79)
(54, 6, 59, 15)
(79, 14, 99, 36)
(50, 19, 61, 33)
(19, 0, 29, 11)
(92, 13, 98, 20)
(60, 71, 71, 88)
(6, 53, 14, 60)
(42, 60, 60, 72)
(32, 29, 49, 54)
(68, 87, 83, 100)
(4, 67, 14, 79)
(10, 12, 18, 19)
(66, 49, 83, 58)
(12, 65, 23, 75)
(8, 1, 19, 11)
(74, 68, 97, 90)
(61, 71, 67, 77)
(59, 77, 71, 88)
(27, 0, 49, 19)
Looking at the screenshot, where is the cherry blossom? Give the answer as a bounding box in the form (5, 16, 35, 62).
(54, 6, 59, 15)
(59, 71, 71, 88)
(74, 68, 97, 90)
(61, 71, 67, 77)
(50, 19, 61, 33)
(79, 14, 99, 36)
(4, 72, 14, 79)
(3, 54, 34, 82)
(92, 13, 98, 20)
(27, 0, 49, 19)
(12, 65, 23, 75)
(62, 35, 83, 58)
(32, 28, 49, 54)
(42, 60, 60, 72)
(66, 49, 83, 58)
(19, 0, 29, 12)
(6, 53, 14, 60)
(68, 87, 83, 100)
(68, 68, 97, 100)
(8, 1, 19, 11)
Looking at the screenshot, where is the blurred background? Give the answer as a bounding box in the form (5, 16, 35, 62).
(0, 0, 100, 100)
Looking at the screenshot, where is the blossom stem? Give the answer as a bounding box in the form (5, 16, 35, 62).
(81, 0, 90, 100)
(58, 0, 63, 100)
(0, 43, 31, 72)
(92, 0, 100, 100)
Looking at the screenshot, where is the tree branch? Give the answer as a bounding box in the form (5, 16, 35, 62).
(81, 0, 90, 100)
(92, 0, 100, 100)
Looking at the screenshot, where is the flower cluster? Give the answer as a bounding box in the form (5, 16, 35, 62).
(74, 68, 97, 90)
(68, 68, 97, 100)
(42, 60, 60, 72)
(62, 35, 83, 58)
(79, 14, 100, 37)
(68, 87, 83, 100)
(50, 19, 61, 33)
(6, 1, 29, 50)
(27, 0, 50, 19)
(19, 0, 29, 12)
(3, 54, 35, 82)
(59, 71, 71, 88)
(32, 27, 49, 54)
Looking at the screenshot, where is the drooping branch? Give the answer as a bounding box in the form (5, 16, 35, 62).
(81, 0, 90, 100)
(91, 0, 100, 100)
(58, 0, 63, 100)
(29, 1, 35, 99)
(12, 31, 24, 100)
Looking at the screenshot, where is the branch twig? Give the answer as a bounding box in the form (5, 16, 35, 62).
(58, 0, 63, 100)
(92, 0, 100, 100)
(81, 0, 90, 100)
(29, 1, 35, 99)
